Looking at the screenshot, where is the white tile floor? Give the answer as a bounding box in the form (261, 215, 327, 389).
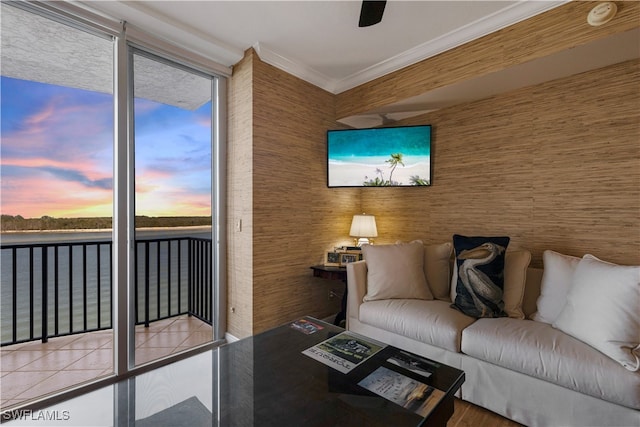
(0, 315, 212, 410)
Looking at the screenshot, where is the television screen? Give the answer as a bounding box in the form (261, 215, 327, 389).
(327, 125, 431, 187)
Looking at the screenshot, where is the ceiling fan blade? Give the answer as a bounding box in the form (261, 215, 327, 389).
(359, 1, 386, 27)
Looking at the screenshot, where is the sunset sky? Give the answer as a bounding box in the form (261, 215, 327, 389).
(1, 76, 212, 219)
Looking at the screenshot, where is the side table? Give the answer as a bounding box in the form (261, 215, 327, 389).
(310, 265, 347, 326)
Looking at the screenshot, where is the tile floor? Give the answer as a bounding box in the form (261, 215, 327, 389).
(0, 315, 212, 410)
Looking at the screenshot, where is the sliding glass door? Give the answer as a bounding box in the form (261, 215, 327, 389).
(131, 50, 214, 366)
(0, 2, 114, 407)
(1, 2, 223, 411)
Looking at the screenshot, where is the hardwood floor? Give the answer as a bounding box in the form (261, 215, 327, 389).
(450, 398, 524, 427)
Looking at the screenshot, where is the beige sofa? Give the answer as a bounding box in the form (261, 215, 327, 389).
(346, 243, 640, 427)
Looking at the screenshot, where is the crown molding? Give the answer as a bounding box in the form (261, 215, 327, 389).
(79, 0, 567, 93)
(258, 0, 567, 94)
(334, 1, 567, 93)
(77, 0, 243, 70)
(253, 42, 337, 92)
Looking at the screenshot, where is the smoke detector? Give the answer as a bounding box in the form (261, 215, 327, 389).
(587, 2, 617, 26)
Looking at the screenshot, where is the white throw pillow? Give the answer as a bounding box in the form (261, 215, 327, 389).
(362, 242, 433, 301)
(553, 254, 640, 371)
(450, 250, 530, 319)
(532, 250, 581, 324)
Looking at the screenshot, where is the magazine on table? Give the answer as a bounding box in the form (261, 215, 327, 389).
(358, 366, 445, 417)
(290, 318, 324, 335)
(387, 350, 440, 379)
(302, 331, 386, 373)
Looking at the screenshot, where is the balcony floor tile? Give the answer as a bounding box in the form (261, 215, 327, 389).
(0, 317, 211, 410)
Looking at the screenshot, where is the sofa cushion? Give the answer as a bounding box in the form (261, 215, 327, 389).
(359, 299, 476, 352)
(553, 255, 640, 371)
(362, 241, 433, 301)
(424, 242, 453, 301)
(461, 318, 640, 410)
(502, 250, 530, 319)
(532, 250, 581, 324)
(451, 235, 509, 318)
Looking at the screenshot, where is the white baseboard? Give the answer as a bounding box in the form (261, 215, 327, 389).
(224, 332, 239, 343)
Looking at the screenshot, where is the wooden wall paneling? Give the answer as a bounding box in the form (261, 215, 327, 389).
(336, 1, 640, 119)
(362, 60, 639, 268)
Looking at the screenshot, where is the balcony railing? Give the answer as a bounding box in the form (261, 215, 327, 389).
(0, 236, 212, 346)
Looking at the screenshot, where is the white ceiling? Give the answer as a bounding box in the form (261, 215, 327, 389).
(340, 27, 640, 127)
(81, 1, 566, 94)
(7, 1, 636, 128)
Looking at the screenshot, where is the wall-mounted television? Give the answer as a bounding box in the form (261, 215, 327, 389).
(327, 124, 431, 187)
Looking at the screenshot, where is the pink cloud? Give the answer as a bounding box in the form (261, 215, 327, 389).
(2, 84, 210, 219)
(2, 157, 98, 172)
(1, 175, 112, 218)
(196, 115, 211, 127)
(2, 97, 112, 159)
(24, 102, 56, 128)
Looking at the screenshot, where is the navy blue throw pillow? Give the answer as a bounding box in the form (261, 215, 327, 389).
(451, 235, 509, 318)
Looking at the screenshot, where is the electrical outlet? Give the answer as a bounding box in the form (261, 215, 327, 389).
(328, 290, 335, 300)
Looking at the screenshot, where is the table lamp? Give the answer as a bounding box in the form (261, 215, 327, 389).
(350, 213, 378, 246)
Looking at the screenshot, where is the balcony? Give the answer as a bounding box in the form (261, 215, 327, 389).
(1, 316, 211, 409)
(0, 233, 214, 409)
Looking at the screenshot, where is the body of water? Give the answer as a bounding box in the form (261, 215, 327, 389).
(1, 226, 212, 244)
(1, 227, 212, 345)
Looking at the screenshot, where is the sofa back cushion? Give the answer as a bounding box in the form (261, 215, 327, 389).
(424, 242, 453, 301)
(522, 267, 543, 319)
(502, 250, 531, 319)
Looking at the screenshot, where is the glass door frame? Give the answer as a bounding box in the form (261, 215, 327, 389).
(114, 40, 227, 374)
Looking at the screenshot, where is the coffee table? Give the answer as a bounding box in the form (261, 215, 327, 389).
(7, 317, 463, 425)
(215, 316, 465, 426)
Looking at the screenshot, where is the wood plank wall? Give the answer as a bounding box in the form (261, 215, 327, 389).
(362, 59, 640, 268)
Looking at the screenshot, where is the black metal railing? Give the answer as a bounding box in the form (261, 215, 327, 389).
(0, 236, 212, 346)
(134, 237, 212, 327)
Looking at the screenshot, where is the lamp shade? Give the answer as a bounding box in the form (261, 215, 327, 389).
(349, 214, 378, 238)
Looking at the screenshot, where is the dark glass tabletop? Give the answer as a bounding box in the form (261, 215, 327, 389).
(214, 317, 465, 427)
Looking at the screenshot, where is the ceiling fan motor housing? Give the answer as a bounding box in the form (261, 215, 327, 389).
(359, 1, 387, 27)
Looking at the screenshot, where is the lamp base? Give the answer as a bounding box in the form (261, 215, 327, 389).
(354, 237, 373, 247)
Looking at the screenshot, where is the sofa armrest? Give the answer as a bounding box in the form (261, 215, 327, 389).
(346, 260, 367, 328)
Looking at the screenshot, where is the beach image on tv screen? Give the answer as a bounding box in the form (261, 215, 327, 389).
(328, 125, 431, 187)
